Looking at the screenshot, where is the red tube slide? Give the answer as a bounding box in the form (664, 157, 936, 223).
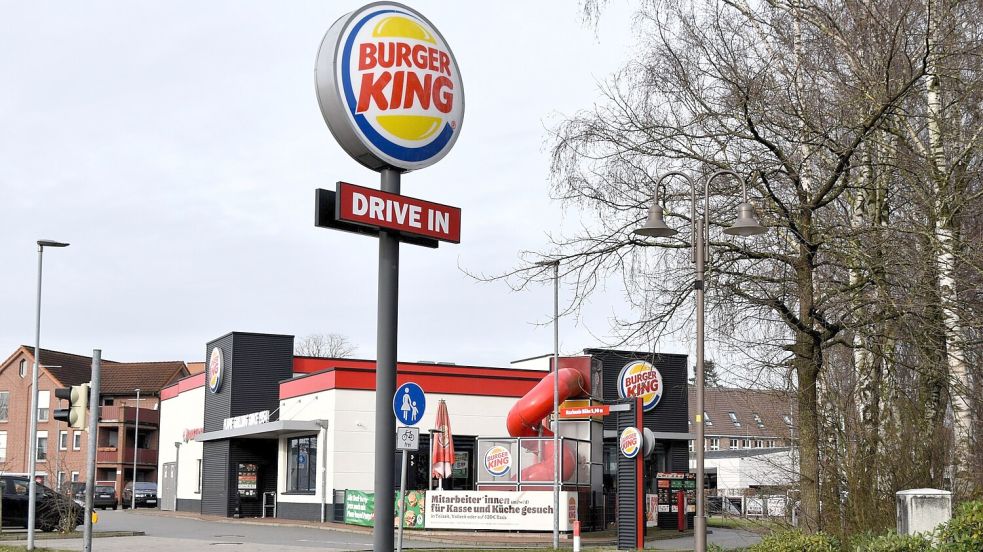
(506, 368, 586, 482)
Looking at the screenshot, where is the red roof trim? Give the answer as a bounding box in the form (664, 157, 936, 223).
(161, 372, 206, 401)
(280, 360, 545, 400)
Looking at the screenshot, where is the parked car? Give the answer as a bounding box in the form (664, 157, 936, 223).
(121, 482, 157, 508)
(1, 475, 83, 532)
(74, 485, 118, 510)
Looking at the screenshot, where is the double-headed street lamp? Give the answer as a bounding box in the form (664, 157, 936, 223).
(634, 170, 766, 552)
(28, 239, 70, 552)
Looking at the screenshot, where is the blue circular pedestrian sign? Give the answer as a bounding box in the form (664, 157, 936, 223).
(393, 382, 426, 426)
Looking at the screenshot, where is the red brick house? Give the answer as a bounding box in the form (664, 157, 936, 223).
(0, 346, 189, 494)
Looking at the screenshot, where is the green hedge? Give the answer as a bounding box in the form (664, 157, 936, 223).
(746, 530, 840, 551)
(851, 532, 934, 552)
(936, 500, 983, 551)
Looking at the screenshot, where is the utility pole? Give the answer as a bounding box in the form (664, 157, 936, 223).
(82, 351, 100, 552)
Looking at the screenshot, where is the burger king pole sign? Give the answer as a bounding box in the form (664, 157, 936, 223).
(314, 5, 464, 552)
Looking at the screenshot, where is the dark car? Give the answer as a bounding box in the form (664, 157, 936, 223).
(121, 482, 157, 509)
(1, 476, 83, 532)
(74, 485, 118, 510)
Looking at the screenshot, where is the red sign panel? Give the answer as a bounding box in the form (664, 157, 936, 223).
(559, 405, 610, 418)
(335, 182, 461, 243)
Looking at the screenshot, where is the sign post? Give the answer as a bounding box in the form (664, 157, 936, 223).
(394, 385, 424, 552)
(315, 3, 464, 552)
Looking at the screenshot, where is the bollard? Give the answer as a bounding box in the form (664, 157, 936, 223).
(573, 520, 581, 552)
(677, 490, 686, 532)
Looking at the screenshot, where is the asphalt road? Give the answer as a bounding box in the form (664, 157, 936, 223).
(6, 509, 466, 551)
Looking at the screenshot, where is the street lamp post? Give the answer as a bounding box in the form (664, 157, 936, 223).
(132, 388, 141, 510)
(536, 259, 561, 550)
(634, 170, 766, 552)
(27, 239, 69, 552)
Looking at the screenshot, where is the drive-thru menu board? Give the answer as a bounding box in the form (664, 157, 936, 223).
(655, 472, 696, 513)
(237, 463, 258, 498)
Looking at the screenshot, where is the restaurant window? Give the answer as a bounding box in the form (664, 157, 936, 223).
(287, 436, 317, 492)
(0, 391, 8, 421)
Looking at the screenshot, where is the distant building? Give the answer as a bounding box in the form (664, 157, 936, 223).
(0, 346, 189, 494)
(688, 387, 798, 496)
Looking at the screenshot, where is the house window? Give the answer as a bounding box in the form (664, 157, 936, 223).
(19, 359, 27, 378)
(730, 438, 740, 450)
(753, 413, 765, 429)
(703, 412, 713, 426)
(728, 411, 740, 427)
(286, 436, 317, 492)
(783, 415, 793, 426)
(0, 391, 8, 422)
(196, 460, 202, 493)
(57, 472, 66, 491)
(37, 391, 50, 422)
(709, 438, 720, 451)
(36, 432, 48, 461)
(754, 439, 764, 448)
(71, 472, 79, 482)
(0, 431, 7, 461)
(59, 431, 68, 451)
(73, 431, 82, 450)
(767, 439, 776, 448)
(742, 439, 751, 449)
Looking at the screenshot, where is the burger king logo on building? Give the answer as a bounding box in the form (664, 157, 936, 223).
(208, 347, 224, 394)
(620, 427, 641, 458)
(316, 2, 464, 172)
(484, 445, 512, 477)
(617, 360, 663, 412)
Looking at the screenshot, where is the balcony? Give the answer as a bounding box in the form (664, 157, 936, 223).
(96, 447, 158, 466)
(99, 406, 159, 426)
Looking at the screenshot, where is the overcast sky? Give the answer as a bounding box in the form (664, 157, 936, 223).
(0, 1, 692, 368)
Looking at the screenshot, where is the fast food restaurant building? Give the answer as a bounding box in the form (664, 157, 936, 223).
(157, 331, 693, 527)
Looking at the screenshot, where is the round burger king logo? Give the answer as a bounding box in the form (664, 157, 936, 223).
(316, 2, 464, 172)
(207, 347, 224, 394)
(617, 360, 663, 412)
(484, 445, 512, 477)
(620, 426, 641, 458)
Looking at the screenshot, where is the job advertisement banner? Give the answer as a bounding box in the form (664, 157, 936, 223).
(424, 491, 578, 531)
(343, 490, 426, 528)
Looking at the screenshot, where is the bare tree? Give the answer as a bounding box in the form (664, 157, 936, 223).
(294, 334, 357, 358)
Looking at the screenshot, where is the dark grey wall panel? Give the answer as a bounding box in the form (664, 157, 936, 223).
(585, 349, 689, 434)
(176, 498, 201, 513)
(276, 501, 323, 521)
(616, 400, 643, 550)
(229, 333, 294, 419)
(204, 334, 235, 433)
(202, 440, 231, 516)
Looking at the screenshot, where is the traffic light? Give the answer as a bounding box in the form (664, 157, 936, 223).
(53, 384, 89, 429)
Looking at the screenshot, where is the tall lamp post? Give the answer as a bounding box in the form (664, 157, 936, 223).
(28, 239, 70, 552)
(634, 170, 766, 552)
(132, 388, 141, 510)
(535, 259, 561, 550)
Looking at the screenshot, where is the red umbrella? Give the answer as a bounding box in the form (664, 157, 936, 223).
(431, 400, 455, 488)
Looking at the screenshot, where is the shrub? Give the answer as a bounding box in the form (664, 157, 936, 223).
(746, 529, 839, 552)
(851, 531, 934, 552)
(936, 500, 983, 552)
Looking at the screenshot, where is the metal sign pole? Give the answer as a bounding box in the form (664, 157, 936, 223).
(397, 449, 408, 552)
(82, 350, 100, 552)
(373, 168, 400, 552)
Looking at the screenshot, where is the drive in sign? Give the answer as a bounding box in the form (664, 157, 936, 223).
(336, 182, 461, 243)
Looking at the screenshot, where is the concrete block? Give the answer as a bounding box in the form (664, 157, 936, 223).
(896, 488, 951, 536)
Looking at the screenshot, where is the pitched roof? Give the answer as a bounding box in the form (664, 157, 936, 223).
(689, 386, 795, 439)
(18, 347, 186, 394)
(185, 362, 205, 375)
(100, 362, 189, 394)
(21, 346, 119, 386)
